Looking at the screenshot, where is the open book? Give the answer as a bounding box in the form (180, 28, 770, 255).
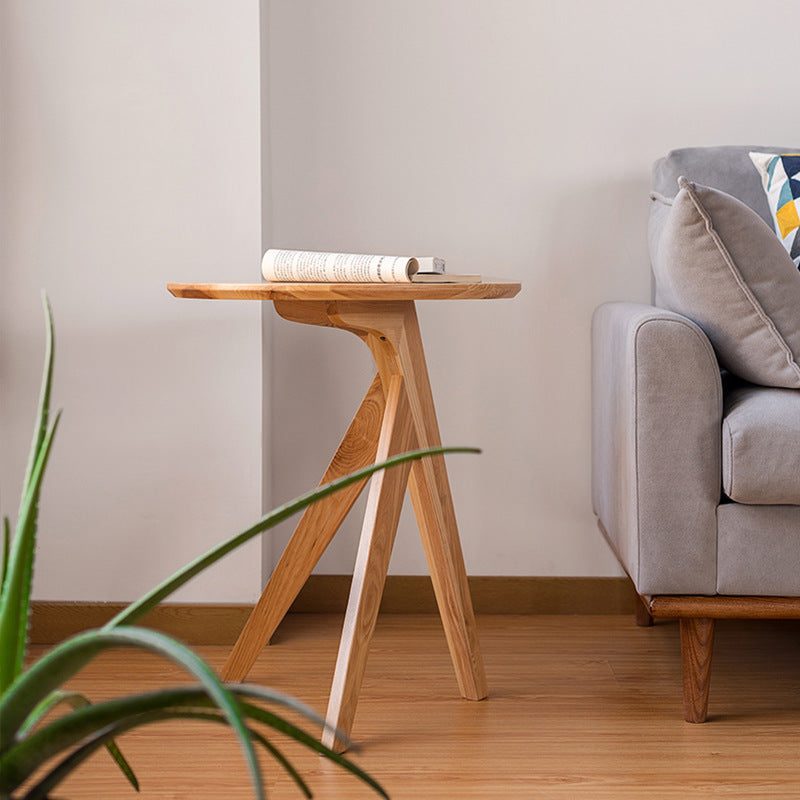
(261, 249, 481, 284)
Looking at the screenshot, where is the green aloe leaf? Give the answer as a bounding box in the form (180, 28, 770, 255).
(12, 689, 373, 799)
(0, 295, 57, 694)
(10, 685, 255, 760)
(22, 709, 319, 800)
(0, 517, 9, 593)
(18, 689, 138, 791)
(17, 690, 90, 738)
(0, 627, 263, 800)
(18, 293, 55, 516)
(21, 718, 154, 800)
(106, 445, 479, 630)
(10, 686, 223, 758)
(0, 411, 60, 695)
(5, 683, 386, 798)
(239, 702, 388, 798)
(21, 710, 270, 800)
(248, 730, 312, 799)
(207, 683, 379, 788)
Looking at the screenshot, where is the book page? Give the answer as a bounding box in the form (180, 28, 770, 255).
(262, 249, 421, 283)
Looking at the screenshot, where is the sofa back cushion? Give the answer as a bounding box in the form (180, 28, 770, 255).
(651, 145, 793, 223)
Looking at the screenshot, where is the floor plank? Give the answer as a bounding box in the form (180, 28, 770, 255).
(27, 614, 800, 799)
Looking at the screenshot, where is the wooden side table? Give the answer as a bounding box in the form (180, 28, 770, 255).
(167, 280, 521, 750)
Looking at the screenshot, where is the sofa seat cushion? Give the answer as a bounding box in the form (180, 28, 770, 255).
(718, 504, 800, 595)
(722, 386, 800, 503)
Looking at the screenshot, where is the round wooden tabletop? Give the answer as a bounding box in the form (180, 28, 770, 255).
(167, 280, 521, 302)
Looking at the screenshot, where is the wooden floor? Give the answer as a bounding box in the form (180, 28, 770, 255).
(32, 614, 800, 799)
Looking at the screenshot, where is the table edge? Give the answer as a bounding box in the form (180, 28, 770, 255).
(167, 281, 522, 302)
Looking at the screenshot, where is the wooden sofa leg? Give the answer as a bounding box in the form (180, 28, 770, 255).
(680, 617, 715, 723)
(634, 593, 654, 627)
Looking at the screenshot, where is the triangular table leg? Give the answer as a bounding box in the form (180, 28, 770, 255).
(222, 373, 385, 682)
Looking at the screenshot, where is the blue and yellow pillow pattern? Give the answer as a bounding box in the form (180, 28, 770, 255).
(750, 152, 800, 269)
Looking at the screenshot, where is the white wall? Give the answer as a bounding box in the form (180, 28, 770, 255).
(266, 0, 800, 578)
(0, 1, 263, 602)
(3, 1, 798, 604)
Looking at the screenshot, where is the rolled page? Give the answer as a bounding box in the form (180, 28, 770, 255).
(415, 256, 446, 274)
(262, 249, 423, 283)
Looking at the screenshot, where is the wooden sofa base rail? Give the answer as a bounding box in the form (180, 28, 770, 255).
(637, 594, 800, 723)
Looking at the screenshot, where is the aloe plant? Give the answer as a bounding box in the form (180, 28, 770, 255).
(0, 296, 478, 800)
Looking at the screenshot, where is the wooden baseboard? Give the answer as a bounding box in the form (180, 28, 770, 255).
(30, 575, 635, 645)
(29, 602, 256, 646)
(290, 575, 635, 614)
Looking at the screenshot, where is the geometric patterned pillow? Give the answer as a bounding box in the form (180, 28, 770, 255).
(750, 151, 800, 269)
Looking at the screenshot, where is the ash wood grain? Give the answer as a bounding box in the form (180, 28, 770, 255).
(221, 373, 386, 682)
(40, 615, 800, 799)
(680, 617, 715, 723)
(167, 280, 521, 302)
(323, 376, 416, 752)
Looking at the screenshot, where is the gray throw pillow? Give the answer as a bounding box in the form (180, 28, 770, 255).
(651, 177, 800, 388)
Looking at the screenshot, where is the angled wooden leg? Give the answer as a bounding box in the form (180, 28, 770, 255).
(397, 309, 488, 701)
(680, 617, 715, 723)
(221, 374, 385, 682)
(323, 376, 415, 752)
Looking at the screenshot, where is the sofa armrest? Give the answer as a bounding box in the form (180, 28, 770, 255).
(592, 302, 722, 595)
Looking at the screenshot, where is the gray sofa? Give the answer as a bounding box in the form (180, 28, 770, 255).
(592, 145, 800, 721)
